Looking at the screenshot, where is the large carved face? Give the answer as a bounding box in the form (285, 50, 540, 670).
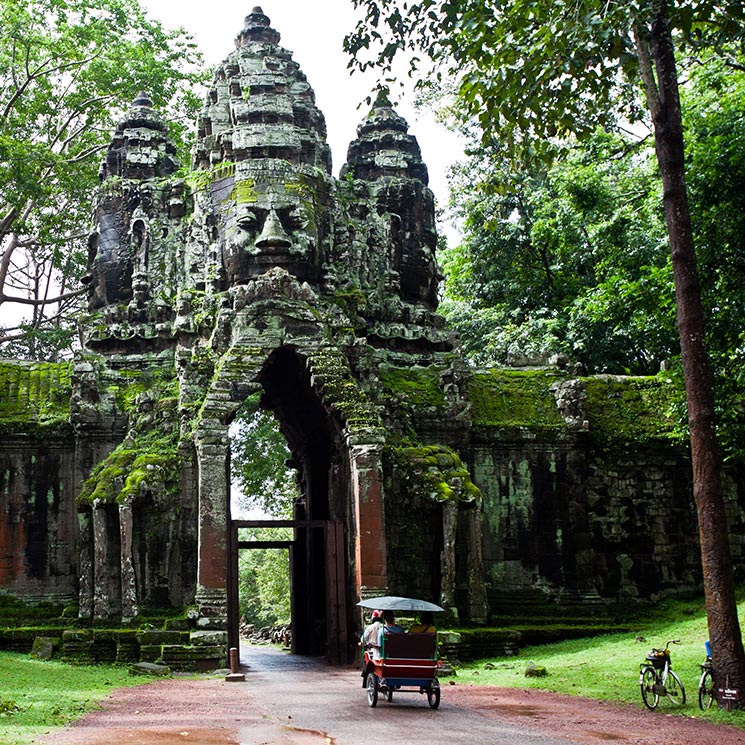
(82, 196, 133, 310)
(221, 162, 326, 286)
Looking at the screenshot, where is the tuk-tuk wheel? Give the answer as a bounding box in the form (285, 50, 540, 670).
(427, 681, 441, 710)
(366, 673, 378, 707)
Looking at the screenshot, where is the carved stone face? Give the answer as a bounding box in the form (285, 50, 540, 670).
(221, 163, 325, 286)
(83, 196, 133, 310)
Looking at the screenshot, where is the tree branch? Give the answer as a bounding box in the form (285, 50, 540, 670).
(0, 200, 34, 295)
(632, 23, 662, 121)
(0, 286, 87, 306)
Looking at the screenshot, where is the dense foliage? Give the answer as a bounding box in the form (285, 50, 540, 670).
(441, 130, 674, 374)
(230, 395, 296, 627)
(230, 394, 298, 519)
(0, 0, 203, 359)
(440, 56, 745, 461)
(684, 59, 745, 459)
(238, 534, 292, 628)
(346, 1, 744, 158)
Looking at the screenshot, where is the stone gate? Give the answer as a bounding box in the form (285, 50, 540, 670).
(1, 7, 744, 667)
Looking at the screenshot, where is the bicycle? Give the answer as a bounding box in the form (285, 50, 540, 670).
(698, 641, 716, 710)
(639, 639, 686, 710)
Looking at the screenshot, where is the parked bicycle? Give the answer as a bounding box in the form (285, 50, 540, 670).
(698, 640, 716, 710)
(639, 639, 686, 710)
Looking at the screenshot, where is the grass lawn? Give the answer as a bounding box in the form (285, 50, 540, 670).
(0, 652, 147, 745)
(453, 593, 745, 728)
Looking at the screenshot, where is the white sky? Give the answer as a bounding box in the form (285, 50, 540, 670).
(140, 0, 463, 228)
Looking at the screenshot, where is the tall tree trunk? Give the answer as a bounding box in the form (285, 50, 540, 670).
(639, 0, 745, 698)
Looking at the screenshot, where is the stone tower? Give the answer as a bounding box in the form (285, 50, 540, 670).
(74, 6, 484, 662)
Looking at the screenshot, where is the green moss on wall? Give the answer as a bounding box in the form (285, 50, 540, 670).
(468, 369, 565, 432)
(468, 368, 685, 446)
(332, 286, 367, 325)
(388, 444, 481, 503)
(76, 438, 180, 506)
(583, 375, 685, 446)
(0, 360, 72, 433)
(379, 366, 447, 408)
(77, 370, 182, 506)
(309, 349, 383, 434)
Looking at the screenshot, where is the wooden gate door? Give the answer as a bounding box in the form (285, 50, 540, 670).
(228, 519, 348, 664)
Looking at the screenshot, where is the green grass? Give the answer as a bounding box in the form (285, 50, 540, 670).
(0, 652, 148, 745)
(453, 593, 745, 727)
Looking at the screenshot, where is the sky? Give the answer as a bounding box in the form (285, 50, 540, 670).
(140, 0, 463, 231)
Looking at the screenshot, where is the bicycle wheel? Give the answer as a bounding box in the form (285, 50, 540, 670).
(665, 669, 686, 706)
(640, 666, 659, 710)
(699, 669, 715, 710)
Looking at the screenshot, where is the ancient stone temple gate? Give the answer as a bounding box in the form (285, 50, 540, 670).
(2, 8, 744, 668)
(71, 6, 483, 664)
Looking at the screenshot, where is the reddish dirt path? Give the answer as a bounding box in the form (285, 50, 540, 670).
(446, 685, 745, 745)
(36, 647, 745, 745)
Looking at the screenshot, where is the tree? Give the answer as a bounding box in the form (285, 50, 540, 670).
(0, 0, 203, 359)
(441, 130, 675, 373)
(238, 537, 291, 628)
(683, 58, 745, 462)
(346, 0, 745, 693)
(230, 394, 298, 519)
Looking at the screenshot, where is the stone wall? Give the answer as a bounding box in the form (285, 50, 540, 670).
(465, 368, 745, 616)
(0, 437, 78, 603)
(0, 362, 78, 604)
(471, 438, 703, 602)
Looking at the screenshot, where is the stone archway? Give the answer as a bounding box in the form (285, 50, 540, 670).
(193, 340, 388, 663)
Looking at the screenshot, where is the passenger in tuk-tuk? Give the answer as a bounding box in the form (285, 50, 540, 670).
(408, 611, 436, 634)
(378, 610, 405, 649)
(360, 609, 383, 659)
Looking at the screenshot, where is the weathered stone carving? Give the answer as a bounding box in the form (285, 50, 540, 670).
(68, 6, 475, 657)
(82, 92, 186, 351)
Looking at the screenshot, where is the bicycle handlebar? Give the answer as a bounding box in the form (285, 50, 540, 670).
(650, 639, 680, 654)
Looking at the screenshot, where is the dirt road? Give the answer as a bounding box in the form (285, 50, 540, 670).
(37, 645, 745, 745)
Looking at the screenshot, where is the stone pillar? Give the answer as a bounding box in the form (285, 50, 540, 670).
(466, 505, 488, 622)
(77, 511, 93, 619)
(92, 501, 116, 619)
(350, 444, 387, 597)
(119, 502, 138, 619)
(194, 427, 229, 629)
(439, 500, 458, 611)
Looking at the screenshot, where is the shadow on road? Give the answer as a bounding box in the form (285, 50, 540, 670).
(240, 643, 329, 674)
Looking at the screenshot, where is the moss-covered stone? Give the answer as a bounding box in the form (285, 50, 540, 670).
(388, 444, 481, 503)
(308, 349, 384, 436)
(467, 369, 566, 433)
(0, 360, 72, 434)
(77, 370, 182, 506)
(0, 627, 66, 653)
(583, 374, 685, 446)
(379, 366, 447, 409)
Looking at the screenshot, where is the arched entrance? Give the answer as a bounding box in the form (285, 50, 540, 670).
(195, 344, 386, 664)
